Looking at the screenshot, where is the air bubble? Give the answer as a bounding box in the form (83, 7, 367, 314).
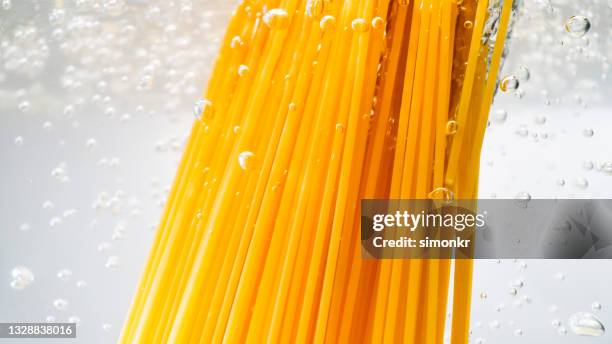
(10, 266, 34, 290)
(351, 18, 369, 33)
(500, 76, 519, 92)
(446, 120, 458, 135)
(57, 269, 72, 281)
(582, 128, 594, 137)
(105, 256, 120, 270)
(193, 99, 214, 121)
(564, 16, 591, 37)
(493, 109, 508, 123)
(238, 65, 250, 77)
(371, 17, 386, 30)
(569, 312, 605, 337)
(592, 302, 602, 312)
(53, 298, 68, 310)
(238, 151, 256, 171)
(263, 9, 289, 30)
(306, 0, 324, 18)
(427, 187, 454, 203)
(319, 15, 336, 31)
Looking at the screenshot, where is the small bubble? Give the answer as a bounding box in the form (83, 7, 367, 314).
(517, 66, 530, 81)
(371, 17, 385, 30)
(306, 0, 324, 18)
(1, 0, 11, 10)
(18, 101, 30, 112)
(552, 319, 561, 327)
(446, 120, 458, 135)
(57, 269, 72, 281)
(427, 187, 454, 203)
(102, 323, 112, 332)
(238, 151, 256, 171)
(288, 102, 297, 111)
(463, 20, 473, 29)
(509, 287, 518, 296)
(558, 326, 568, 335)
(14, 136, 24, 146)
(493, 110, 508, 123)
(569, 312, 605, 337)
(500, 76, 519, 92)
(53, 298, 68, 311)
(351, 18, 369, 33)
(263, 9, 289, 30)
(534, 115, 546, 125)
(76, 280, 87, 288)
(515, 125, 528, 137)
(86, 138, 97, 149)
(237, 64, 250, 77)
(591, 302, 602, 312)
(105, 256, 120, 270)
(480, 292, 487, 299)
(582, 161, 594, 170)
(319, 15, 336, 31)
(582, 128, 594, 137)
(514, 328, 523, 336)
(68, 315, 81, 326)
(10, 266, 34, 290)
(193, 99, 214, 121)
(557, 178, 566, 186)
(574, 178, 589, 189)
(564, 16, 591, 37)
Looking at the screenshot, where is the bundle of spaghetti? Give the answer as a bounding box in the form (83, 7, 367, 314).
(120, 0, 514, 343)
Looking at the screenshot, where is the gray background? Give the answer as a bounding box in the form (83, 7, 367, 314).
(0, 0, 610, 343)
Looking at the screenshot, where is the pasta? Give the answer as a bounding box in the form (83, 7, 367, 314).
(120, 0, 514, 342)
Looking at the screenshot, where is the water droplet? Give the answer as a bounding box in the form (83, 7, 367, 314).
(306, 0, 324, 18)
(500, 76, 519, 92)
(10, 266, 34, 290)
(238, 151, 256, 171)
(558, 326, 568, 335)
(193, 99, 214, 121)
(263, 9, 289, 30)
(102, 323, 112, 332)
(76, 280, 87, 288)
(57, 269, 72, 281)
(565, 16, 591, 37)
(463, 20, 473, 29)
(351, 18, 369, 33)
(514, 328, 523, 336)
(552, 319, 561, 327)
(53, 298, 68, 311)
(582, 161, 594, 170)
(493, 109, 508, 123)
(19, 223, 30, 231)
(446, 120, 458, 135)
(371, 17, 385, 30)
(14, 136, 24, 146)
(288, 102, 297, 111)
(513, 279, 524, 288)
(582, 128, 594, 137)
(509, 287, 518, 296)
(1, 0, 11, 10)
(557, 178, 566, 186)
(480, 292, 487, 299)
(138, 74, 154, 90)
(335, 123, 345, 133)
(569, 312, 605, 337)
(319, 15, 336, 31)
